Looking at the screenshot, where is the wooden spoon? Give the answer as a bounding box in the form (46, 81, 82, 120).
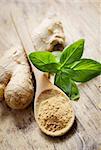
(11, 10, 75, 136)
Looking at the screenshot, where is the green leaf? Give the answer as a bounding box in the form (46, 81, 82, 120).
(62, 59, 101, 82)
(29, 51, 59, 73)
(60, 39, 84, 67)
(54, 71, 71, 95)
(54, 71, 80, 100)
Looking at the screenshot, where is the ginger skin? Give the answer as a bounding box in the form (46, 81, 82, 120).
(0, 46, 34, 109)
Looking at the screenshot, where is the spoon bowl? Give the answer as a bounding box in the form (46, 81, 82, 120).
(36, 91, 75, 136)
(34, 73, 75, 136)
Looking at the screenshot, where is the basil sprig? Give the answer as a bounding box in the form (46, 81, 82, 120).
(29, 39, 101, 100)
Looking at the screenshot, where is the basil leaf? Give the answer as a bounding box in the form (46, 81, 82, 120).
(54, 72, 80, 100)
(62, 59, 101, 82)
(29, 52, 59, 73)
(54, 71, 71, 95)
(60, 39, 84, 67)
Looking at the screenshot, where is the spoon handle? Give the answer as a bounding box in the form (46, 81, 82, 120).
(11, 8, 52, 92)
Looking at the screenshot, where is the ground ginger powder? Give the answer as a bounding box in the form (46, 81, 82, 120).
(37, 90, 73, 132)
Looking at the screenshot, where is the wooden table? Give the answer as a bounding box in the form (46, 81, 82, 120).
(0, 0, 101, 150)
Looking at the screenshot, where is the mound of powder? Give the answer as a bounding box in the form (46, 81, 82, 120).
(37, 93, 73, 132)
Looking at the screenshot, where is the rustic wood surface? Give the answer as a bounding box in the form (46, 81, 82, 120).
(0, 0, 101, 150)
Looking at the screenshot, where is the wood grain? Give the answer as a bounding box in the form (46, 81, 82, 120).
(0, 0, 101, 150)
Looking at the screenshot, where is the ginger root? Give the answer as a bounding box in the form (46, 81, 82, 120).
(31, 17, 65, 51)
(0, 46, 34, 109)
